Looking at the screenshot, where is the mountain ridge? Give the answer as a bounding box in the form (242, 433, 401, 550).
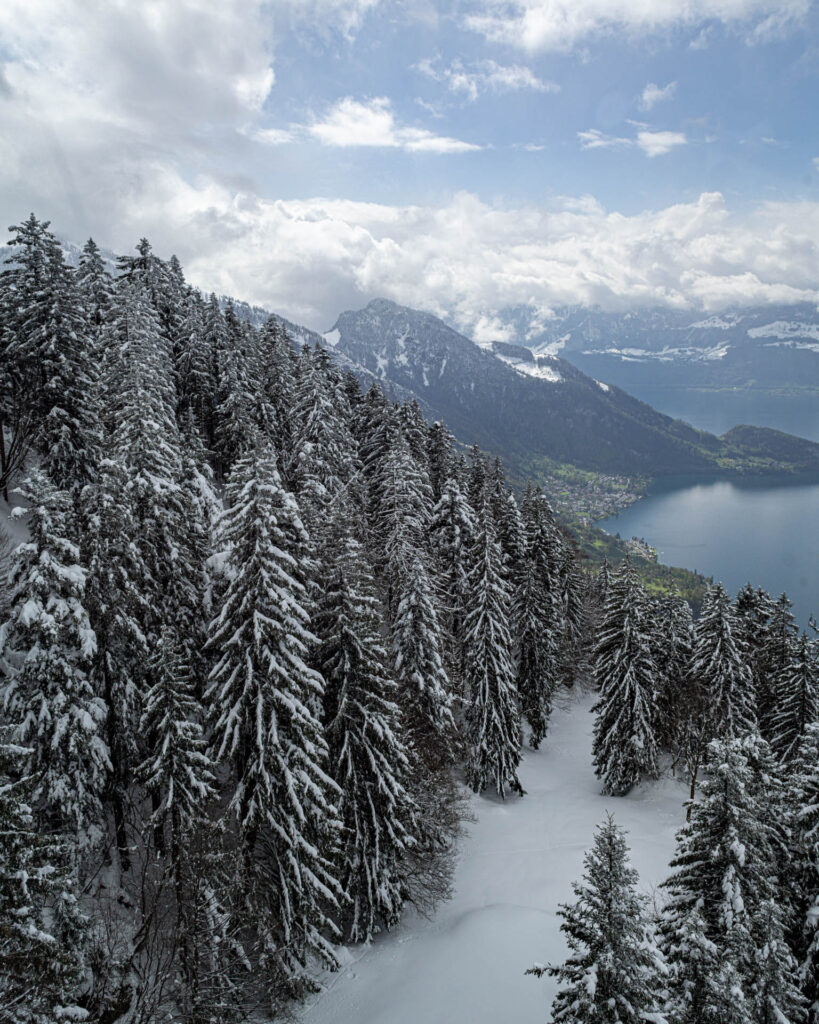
(327, 298, 819, 480)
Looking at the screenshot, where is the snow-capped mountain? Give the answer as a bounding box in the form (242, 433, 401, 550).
(327, 298, 819, 480)
(475, 303, 819, 392)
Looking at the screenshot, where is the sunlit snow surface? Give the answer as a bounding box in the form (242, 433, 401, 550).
(300, 691, 687, 1024)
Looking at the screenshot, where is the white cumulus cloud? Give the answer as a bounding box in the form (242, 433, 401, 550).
(104, 174, 819, 332)
(640, 81, 677, 110)
(307, 97, 481, 152)
(636, 129, 688, 156)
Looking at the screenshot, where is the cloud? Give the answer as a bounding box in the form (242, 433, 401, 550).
(813, 156, 819, 170)
(578, 127, 687, 156)
(578, 129, 632, 150)
(636, 129, 688, 156)
(464, 0, 810, 52)
(307, 97, 481, 152)
(91, 173, 819, 332)
(640, 81, 677, 110)
(417, 58, 559, 101)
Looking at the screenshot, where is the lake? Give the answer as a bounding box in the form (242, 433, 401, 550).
(634, 387, 819, 443)
(599, 475, 819, 629)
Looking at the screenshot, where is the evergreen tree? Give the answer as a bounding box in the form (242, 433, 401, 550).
(758, 593, 799, 739)
(592, 562, 659, 795)
(652, 592, 694, 751)
(76, 237, 114, 338)
(137, 628, 214, 852)
(0, 470, 109, 847)
(663, 902, 750, 1024)
(0, 741, 89, 1024)
(788, 724, 819, 1022)
(770, 633, 818, 763)
(660, 735, 790, 1011)
(289, 346, 358, 532)
(426, 420, 456, 504)
(206, 443, 341, 996)
(391, 553, 455, 761)
(463, 502, 523, 797)
(315, 531, 415, 942)
(512, 493, 561, 749)
(750, 899, 807, 1024)
(693, 582, 756, 740)
(429, 476, 476, 682)
(528, 816, 666, 1024)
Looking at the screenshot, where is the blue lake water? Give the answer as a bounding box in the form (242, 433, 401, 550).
(599, 475, 819, 628)
(635, 387, 819, 443)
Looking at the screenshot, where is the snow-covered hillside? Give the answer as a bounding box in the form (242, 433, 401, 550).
(300, 690, 687, 1024)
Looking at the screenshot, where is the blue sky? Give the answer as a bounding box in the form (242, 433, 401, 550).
(1, 1, 818, 332)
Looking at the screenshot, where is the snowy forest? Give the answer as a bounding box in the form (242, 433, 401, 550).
(1, 214, 819, 1024)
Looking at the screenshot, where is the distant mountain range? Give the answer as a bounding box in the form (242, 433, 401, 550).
(476, 303, 819, 393)
(46, 238, 819, 480)
(324, 298, 819, 480)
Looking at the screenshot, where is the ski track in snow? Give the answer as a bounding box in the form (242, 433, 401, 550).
(300, 691, 687, 1024)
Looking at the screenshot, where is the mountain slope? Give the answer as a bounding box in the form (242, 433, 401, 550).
(328, 299, 819, 479)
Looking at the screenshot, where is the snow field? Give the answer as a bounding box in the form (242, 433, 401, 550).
(301, 689, 688, 1024)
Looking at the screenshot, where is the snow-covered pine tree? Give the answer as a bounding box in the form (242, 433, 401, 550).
(693, 582, 756, 740)
(463, 499, 523, 797)
(426, 420, 457, 504)
(787, 724, 819, 1022)
(213, 303, 257, 477)
(76, 237, 114, 340)
(756, 593, 799, 739)
(663, 902, 751, 1024)
(652, 592, 694, 751)
(0, 469, 109, 848)
(0, 738, 90, 1024)
(735, 583, 775, 730)
(429, 476, 476, 685)
(136, 626, 215, 1011)
(527, 815, 667, 1024)
(391, 551, 456, 763)
(770, 633, 819, 763)
(137, 627, 214, 854)
(314, 528, 415, 943)
(376, 428, 433, 612)
(591, 561, 659, 795)
(256, 317, 298, 472)
(289, 345, 358, 533)
(466, 444, 487, 511)
(513, 489, 562, 748)
(750, 898, 807, 1024)
(660, 734, 790, 1013)
(206, 442, 342, 997)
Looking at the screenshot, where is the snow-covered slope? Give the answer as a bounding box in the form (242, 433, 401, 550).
(300, 691, 686, 1024)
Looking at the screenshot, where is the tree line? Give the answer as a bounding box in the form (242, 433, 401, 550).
(0, 216, 587, 1023)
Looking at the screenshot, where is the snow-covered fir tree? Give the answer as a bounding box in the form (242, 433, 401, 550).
(528, 815, 667, 1024)
(770, 633, 818, 763)
(788, 724, 819, 1022)
(591, 561, 659, 795)
(0, 469, 109, 848)
(693, 582, 756, 740)
(314, 529, 415, 943)
(463, 499, 523, 797)
(206, 442, 342, 998)
(660, 734, 796, 1018)
(0, 739, 90, 1024)
(429, 475, 476, 684)
(513, 487, 562, 749)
